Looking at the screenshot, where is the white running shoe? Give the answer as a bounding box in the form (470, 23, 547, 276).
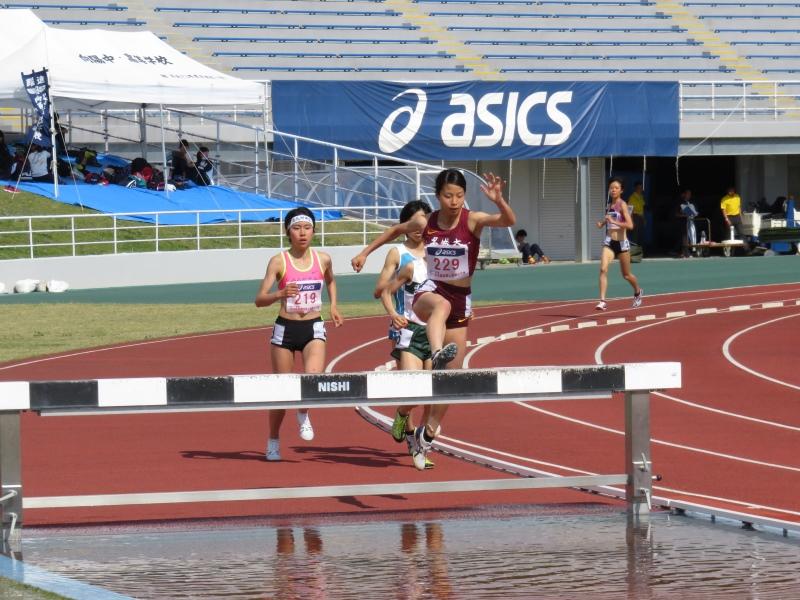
(633, 289, 643, 308)
(266, 438, 281, 462)
(297, 411, 314, 441)
(595, 300, 608, 311)
(411, 426, 434, 471)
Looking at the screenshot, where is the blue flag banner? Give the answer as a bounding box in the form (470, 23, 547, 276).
(272, 81, 679, 160)
(21, 68, 52, 147)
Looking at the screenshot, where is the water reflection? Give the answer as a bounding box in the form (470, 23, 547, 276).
(626, 514, 654, 600)
(273, 527, 327, 599)
(16, 511, 800, 599)
(398, 522, 453, 599)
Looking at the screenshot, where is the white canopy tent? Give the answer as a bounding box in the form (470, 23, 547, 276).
(0, 9, 267, 196)
(0, 9, 265, 107)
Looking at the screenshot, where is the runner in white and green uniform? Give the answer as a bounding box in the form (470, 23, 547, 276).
(374, 201, 435, 469)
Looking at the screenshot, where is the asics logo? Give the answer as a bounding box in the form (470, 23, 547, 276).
(297, 282, 322, 292)
(378, 88, 427, 154)
(378, 88, 574, 153)
(432, 248, 461, 257)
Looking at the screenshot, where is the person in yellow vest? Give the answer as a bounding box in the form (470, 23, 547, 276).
(720, 185, 743, 238)
(627, 181, 646, 246)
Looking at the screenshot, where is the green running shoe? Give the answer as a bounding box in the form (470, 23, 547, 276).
(391, 411, 409, 443)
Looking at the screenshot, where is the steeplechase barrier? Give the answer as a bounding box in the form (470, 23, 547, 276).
(1, 362, 681, 546)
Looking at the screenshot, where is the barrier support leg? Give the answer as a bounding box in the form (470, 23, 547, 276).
(625, 391, 652, 516)
(1, 412, 23, 549)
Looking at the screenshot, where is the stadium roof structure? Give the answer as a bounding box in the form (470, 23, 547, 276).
(0, 9, 265, 108)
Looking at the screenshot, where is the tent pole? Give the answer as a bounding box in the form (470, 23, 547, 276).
(139, 104, 147, 160)
(159, 104, 169, 197)
(263, 81, 271, 198)
(48, 92, 59, 199)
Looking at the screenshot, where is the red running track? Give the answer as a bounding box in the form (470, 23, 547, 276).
(2, 283, 799, 526)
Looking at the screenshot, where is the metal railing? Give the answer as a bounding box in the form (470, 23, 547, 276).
(679, 80, 800, 121)
(0, 206, 412, 259)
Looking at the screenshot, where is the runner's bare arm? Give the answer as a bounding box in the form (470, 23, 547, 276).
(373, 246, 400, 299)
(470, 172, 516, 235)
(351, 214, 426, 273)
(254, 254, 296, 307)
(322, 252, 344, 327)
(380, 262, 412, 329)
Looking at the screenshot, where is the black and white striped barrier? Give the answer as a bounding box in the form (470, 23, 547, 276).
(1, 362, 680, 542)
(0, 362, 679, 412)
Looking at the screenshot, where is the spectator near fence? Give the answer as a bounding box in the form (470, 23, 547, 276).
(515, 229, 550, 265)
(192, 146, 214, 186)
(678, 188, 699, 258)
(171, 139, 194, 181)
(720, 185, 749, 252)
(627, 181, 646, 247)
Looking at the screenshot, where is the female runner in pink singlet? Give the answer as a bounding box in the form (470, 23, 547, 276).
(255, 207, 343, 461)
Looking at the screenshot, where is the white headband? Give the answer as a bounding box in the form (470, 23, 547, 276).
(288, 214, 314, 229)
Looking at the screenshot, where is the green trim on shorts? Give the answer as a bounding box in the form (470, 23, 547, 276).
(390, 321, 432, 362)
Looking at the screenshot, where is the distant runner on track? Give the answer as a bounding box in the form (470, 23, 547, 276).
(596, 177, 643, 312)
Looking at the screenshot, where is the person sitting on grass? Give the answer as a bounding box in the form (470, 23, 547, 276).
(515, 229, 550, 265)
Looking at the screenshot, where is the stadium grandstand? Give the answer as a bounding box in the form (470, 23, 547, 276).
(1, 0, 799, 274)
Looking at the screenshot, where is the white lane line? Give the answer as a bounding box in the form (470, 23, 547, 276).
(515, 401, 800, 473)
(444, 435, 800, 517)
(438, 434, 593, 475)
(592, 308, 800, 435)
(461, 290, 800, 369)
(721, 312, 800, 392)
(654, 391, 800, 432)
(330, 299, 594, 374)
(326, 335, 389, 373)
(653, 486, 800, 518)
(593, 314, 684, 366)
(361, 406, 800, 519)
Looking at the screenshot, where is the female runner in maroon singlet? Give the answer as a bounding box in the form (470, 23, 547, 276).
(351, 169, 515, 470)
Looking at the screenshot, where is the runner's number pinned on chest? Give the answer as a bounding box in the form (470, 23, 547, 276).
(287, 280, 323, 313)
(426, 242, 469, 280)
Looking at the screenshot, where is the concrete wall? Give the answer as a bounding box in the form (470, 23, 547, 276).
(0, 246, 389, 291)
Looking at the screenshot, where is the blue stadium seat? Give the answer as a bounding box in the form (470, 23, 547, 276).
(0, 2, 126, 9)
(42, 17, 143, 26)
(174, 22, 419, 31)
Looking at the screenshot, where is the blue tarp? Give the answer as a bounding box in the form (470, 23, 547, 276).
(2, 180, 340, 225)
